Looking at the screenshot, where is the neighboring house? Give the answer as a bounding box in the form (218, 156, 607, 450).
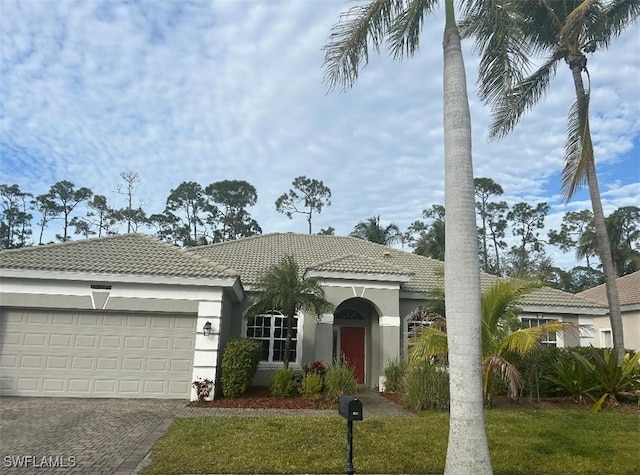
(0, 232, 607, 400)
(577, 270, 640, 351)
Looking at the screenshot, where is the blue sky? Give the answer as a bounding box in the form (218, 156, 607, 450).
(1, 0, 638, 270)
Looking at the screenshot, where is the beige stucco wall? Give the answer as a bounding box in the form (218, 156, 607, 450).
(592, 309, 640, 350)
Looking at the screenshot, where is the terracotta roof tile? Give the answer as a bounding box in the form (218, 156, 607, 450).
(577, 271, 640, 306)
(0, 234, 237, 279)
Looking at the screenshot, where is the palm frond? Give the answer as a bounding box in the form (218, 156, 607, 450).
(409, 326, 448, 363)
(560, 0, 605, 51)
(600, 0, 640, 50)
(388, 0, 438, 60)
(322, 0, 404, 92)
(460, 0, 531, 105)
(481, 278, 541, 349)
(561, 90, 593, 201)
(488, 51, 563, 139)
(483, 354, 522, 399)
(498, 322, 579, 356)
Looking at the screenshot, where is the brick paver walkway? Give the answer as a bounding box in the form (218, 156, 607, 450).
(0, 389, 412, 474)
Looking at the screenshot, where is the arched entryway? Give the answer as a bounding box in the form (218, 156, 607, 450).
(333, 298, 378, 385)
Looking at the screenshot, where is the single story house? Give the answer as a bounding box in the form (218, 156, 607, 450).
(577, 270, 640, 350)
(0, 232, 607, 400)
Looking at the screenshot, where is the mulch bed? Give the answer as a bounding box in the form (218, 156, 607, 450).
(188, 386, 336, 410)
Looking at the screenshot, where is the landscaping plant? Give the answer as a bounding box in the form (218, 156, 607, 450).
(221, 338, 262, 398)
(324, 362, 357, 400)
(299, 372, 323, 399)
(573, 348, 640, 413)
(192, 378, 214, 402)
(383, 358, 406, 393)
(403, 362, 449, 411)
(270, 367, 295, 397)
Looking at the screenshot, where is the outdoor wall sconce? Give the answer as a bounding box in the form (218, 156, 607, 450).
(203, 321, 212, 336)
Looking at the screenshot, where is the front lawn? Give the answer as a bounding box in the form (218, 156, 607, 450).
(141, 409, 639, 474)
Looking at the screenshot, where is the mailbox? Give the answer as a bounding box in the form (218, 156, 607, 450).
(338, 395, 363, 421)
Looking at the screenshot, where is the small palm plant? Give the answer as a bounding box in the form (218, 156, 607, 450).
(410, 278, 580, 405)
(574, 348, 640, 413)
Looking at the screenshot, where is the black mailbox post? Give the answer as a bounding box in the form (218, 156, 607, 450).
(338, 395, 363, 475)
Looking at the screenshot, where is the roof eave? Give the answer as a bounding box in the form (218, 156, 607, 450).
(304, 270, 412, 283)
(518, 304, 608, 316)
(0, 268, 240, 289)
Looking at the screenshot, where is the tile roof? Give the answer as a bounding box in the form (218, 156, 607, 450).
(188, 233, 441, 292)
(307, 254, 414, 276)
(188, 233, 603, 309)
(0, 234, 237, 279)
(577, 271, 640, 307)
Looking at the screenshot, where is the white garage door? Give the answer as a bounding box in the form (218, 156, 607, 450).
(0, 309, 196, 399)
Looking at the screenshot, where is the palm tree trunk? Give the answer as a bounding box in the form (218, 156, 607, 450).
(569, 63, 625, 365)
(442, 1, 492, 472)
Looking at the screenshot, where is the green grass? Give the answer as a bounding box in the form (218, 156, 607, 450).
(141, 410, 639, 474)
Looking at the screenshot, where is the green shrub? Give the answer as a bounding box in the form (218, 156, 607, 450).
(403, 362, 449, 411)
(299, 373, 323, 399)
(574, 348, 640, 412)
(270, 367, 295, 397)
(383, 359, 406, 393)
(325, 363, 357, 400)
(545, 356, 597, 403)
(221, 338, 262, 398)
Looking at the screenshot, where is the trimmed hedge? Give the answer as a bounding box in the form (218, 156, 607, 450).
(221, 338, 262, 398)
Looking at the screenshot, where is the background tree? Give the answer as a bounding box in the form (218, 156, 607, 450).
(579, 206, 640, 277)
(205, 180, 261, 241)
(275, 176, 331, 234)
(114, 171, 142, 233)
(323, 1, 492, 471)
(72, 194, 118, 238)
(0, 184, 33, 249)
(248, 256, 334, 368)
(463, 0, 639, 365)
(45, 180, 93, 242)
(475, 177, 504, 273)
(549, 209, 597, 284)
(350, 215, 402, 245)
(163, 181, 210, 247)
(505, 202, 551, 277)
(406, 205, 446, 260)
(483, 200, 508, 276)
(33, 193, 61, 245)
(317, 226, 335, 235)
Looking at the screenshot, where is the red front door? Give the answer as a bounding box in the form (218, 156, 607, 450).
(340, 326, 365, 384)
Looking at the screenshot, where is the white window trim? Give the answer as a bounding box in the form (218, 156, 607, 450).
(519, 315, 563, 348)
(599, 328, 613, 348)
(242, 311, 304, 367)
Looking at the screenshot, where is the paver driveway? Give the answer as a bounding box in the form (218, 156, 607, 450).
(0, 397, 182, 475)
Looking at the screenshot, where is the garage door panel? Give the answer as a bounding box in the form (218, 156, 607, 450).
(1, 309, 196, 398)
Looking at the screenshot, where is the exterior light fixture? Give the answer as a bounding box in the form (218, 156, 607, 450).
(203, 321, 212, 336)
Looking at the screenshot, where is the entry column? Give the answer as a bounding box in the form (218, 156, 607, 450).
(379, 315, 400, 389)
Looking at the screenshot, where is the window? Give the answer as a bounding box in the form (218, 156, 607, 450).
(246, 311, 298, 363)
(521, 317, 558, 347)
(403, 306, 445, 359)
(335, 307, 363, 320)
(601, 329, 613, 348)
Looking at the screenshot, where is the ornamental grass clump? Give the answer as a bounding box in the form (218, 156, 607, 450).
(325, 362, 357, 401)
(299, 373, 323, 399)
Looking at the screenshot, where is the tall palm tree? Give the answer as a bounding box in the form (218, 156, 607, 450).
(410, 278, 579, 405)
(323, 1, 492, 472)
(249, 256, 334, 368)
(462, 0, 639, 365)
(350, 215, 403, 245)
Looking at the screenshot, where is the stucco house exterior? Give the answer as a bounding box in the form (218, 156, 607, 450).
(577, 270, 640, 351)
(0, 232, 607, 400)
